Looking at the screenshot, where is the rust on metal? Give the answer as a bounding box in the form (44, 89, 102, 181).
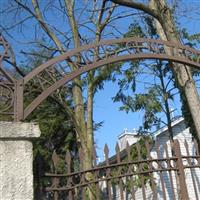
(0, 34, 16, 120)
(22, 38, 200, 121)
(1, 37, 200, 121)
(42, 139, 200, 199)
(174, 140, 189, 199)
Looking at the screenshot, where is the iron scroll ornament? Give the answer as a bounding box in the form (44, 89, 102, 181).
(1, 37, 200, 121)
(0, 35, 16, 118)
(0, 83, 14, 113)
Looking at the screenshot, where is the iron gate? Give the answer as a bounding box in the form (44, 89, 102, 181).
(36, 139, 200, 200)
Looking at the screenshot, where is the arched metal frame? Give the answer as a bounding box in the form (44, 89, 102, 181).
(0, 35, 16, 119)
(1, 37, 200, 121)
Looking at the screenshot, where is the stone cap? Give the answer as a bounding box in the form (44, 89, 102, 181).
(0, 121, 41, 139)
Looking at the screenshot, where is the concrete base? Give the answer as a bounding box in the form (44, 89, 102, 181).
(0, 122, 40, 200)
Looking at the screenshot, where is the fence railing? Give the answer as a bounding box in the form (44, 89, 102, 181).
(39, 139, 200, 200)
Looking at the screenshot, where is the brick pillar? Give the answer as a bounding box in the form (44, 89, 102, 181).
(0, 121, 41, 200)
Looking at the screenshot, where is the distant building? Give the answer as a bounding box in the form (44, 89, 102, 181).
(101, 117, 200, 199)
(118, 128, 140, 151)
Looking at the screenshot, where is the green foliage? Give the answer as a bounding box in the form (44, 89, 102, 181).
(113, 86, 163, 130)
(179, 86, 198, 141)
(178, 29, 200, 141)
(19, 44, 78, 197)
(92, 63, 122, 94)
(129, 136, 153, 189)
(113, 19, 175, 132)
(28, 93, 78, 198)
(123, 16, 158, 39)
(181, 28, 200, 45)
(144, 16, 157, 37)
(123, 22, 145, 38)
(111, 136, 153, 191)
(30, 98, 77, 156)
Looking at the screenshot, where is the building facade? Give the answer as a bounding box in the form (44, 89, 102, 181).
(104, 117, 200, 199)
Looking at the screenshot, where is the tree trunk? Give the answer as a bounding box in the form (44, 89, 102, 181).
(111, 0, 200, 141)
(65, 1, 95, 199)
(149, 0, 200, 141)
(157, 63, 174, 141)
(149, 0, 199, 198)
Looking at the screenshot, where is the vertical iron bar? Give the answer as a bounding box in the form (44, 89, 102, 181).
(126, 142, 136, 200)
(136, 143, 146, 200)
(116, 143, 124, 200)
(174, 140, 189, 200)
(145, 140, 157, 200)
(184, 140, 198, 199)
(164, 143, 176, 200)
(93, 145, 100, 200)
(156, 140, 167, 200)
(104, 144, 112, 200)
(194, 140, 200, 166)
(14, 79, 24, 121)
(194, 140, 200, 197)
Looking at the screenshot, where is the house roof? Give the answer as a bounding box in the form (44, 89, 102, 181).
(118, 128, 139, 139)
(152, 116, 184, 138)
(99, 116, 184, 166)
(98, 144, 129, 166)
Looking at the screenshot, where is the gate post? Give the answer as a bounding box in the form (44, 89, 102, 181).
(0, 121, 40, 200)
(174, 140, 189, 200)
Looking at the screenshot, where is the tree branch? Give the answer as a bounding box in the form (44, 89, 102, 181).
(14, 0, 65, 53)
(109, 0, 160, 20)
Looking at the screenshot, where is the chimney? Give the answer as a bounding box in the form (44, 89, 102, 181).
(118, 128, 140, 150)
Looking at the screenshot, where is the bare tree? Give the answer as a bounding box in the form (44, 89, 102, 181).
(1, 0, 134, 198)
(110, 0, 200, 142)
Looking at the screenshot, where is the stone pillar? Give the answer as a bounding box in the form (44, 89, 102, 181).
(0, 121, 41, 200)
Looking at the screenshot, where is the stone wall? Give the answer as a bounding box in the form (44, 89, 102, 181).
(0, 122, 40, 200)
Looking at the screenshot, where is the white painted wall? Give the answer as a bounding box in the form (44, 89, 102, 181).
(104, 118, 200, 199)
(118, 129, 140, 150)
(133, 119, 200, 199)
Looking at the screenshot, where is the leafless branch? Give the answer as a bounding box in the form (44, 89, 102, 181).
(109, 0, 160, 20)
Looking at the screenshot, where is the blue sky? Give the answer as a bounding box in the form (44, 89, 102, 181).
(93, 1, 200, 158)
(1, 0, 200, 158)
(93, 73, 182, 159)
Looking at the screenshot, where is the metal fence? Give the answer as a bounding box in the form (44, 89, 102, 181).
(38, 139, 200, 200)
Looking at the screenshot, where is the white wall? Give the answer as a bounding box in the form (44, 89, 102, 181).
(105, 119, 200, 199)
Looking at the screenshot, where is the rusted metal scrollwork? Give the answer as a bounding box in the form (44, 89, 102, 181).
(1, 37, 200, 121)
(0, 83, 14, 113)
(0, 35, 16, 119)
(22, 38, 200, 120)
(43, 139, 200, 199)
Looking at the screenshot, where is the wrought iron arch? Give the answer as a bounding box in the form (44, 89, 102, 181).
(0, 35, 17, 121)
(1, 37, 200, 121)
